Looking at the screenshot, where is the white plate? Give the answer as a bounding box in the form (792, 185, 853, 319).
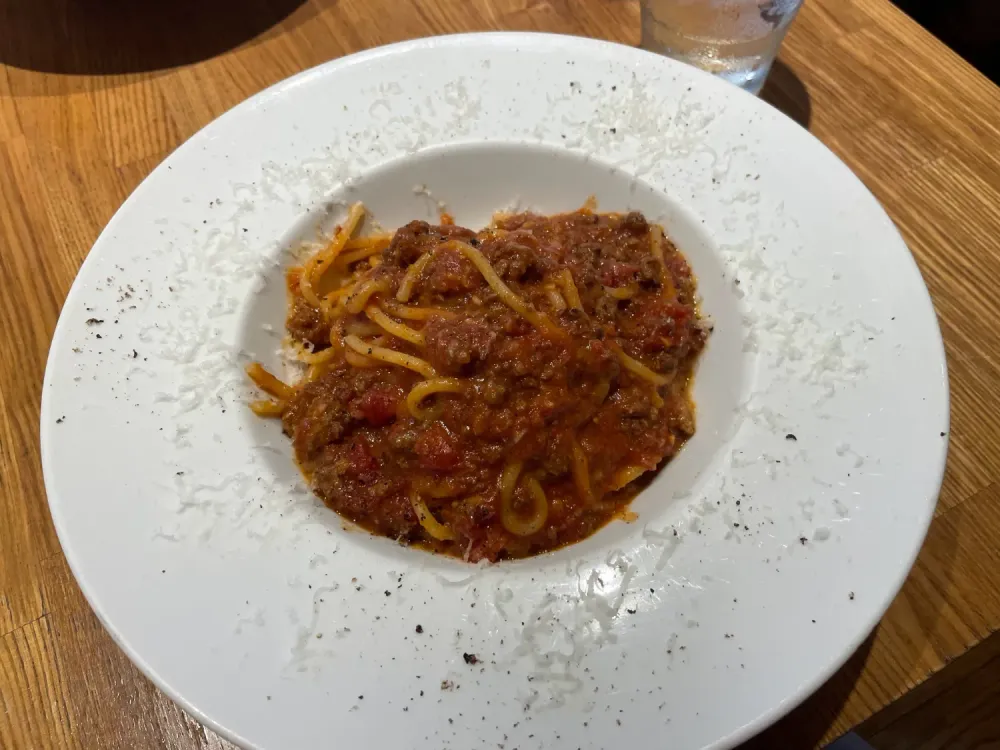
(41, 33, 948, 750)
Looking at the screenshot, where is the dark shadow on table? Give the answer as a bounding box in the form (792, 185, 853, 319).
(760, 59, 812, 130)
(0, 0, 310, 75)
(736, 634, 876, 750)
(893, 0, 1000, 84)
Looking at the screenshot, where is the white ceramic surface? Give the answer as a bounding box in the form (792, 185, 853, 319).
(40, 33, 948, 750)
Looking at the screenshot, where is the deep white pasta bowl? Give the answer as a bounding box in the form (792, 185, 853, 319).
(41, 32, 948, 750)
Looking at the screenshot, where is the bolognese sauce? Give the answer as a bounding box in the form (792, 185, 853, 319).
(248, 205, 708, 562)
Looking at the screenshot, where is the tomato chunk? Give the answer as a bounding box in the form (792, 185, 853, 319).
(414, 423, 460, 470)
(354, 387, 401, 426)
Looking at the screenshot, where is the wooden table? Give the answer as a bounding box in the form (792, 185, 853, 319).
(2, 0, 998, 747)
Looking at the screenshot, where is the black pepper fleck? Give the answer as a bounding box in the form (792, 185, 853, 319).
(463, 653, 479, 665)
(786, 433, 797, 441)
(415, 624, 423, 633)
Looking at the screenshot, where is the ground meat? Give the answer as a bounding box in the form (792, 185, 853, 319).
(485, 306, 531, 337)
(572, 338, 616, 376)
(537, 431, 572, 477)
(282, 377, 353, 463)
(466, 402, 514, 438)
(480, 377, 507, 405)
(667, 396, 696, 437)
(283, 369, 411, 461)
(619, 211, 650, 236)
(637, 255, 662, 288)
(568, 242, 602, 286)
(388, 422, 420, 451)
(345, 441, 379, 480)
(599, 258, 640, 287)
(664, 250, 698, 306)
(414, 423, 461, 470)
(286, 295, 330, 349)
(423, 315, 498, 374)
(382, 221, 476, 269)
(382, 221, 435, 268)
(444, 494, 498, 542)
(592, 295, 620, 323)
(422, 248, 481, 296)
(647, 350, 682, 378)
(352, 386, 403, 426)
(618, 297, 687, 346)
(613, 386, 655, 420)
(481, 233, 554, 283)
(311, 444, 415, 538)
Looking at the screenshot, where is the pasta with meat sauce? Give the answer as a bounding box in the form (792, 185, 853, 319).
(247, 203, 708, 562)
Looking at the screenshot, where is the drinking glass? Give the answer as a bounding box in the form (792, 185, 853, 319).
(640, 0, 804, 95)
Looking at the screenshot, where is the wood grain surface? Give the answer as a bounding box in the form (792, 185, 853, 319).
(1, 0, 999, 748)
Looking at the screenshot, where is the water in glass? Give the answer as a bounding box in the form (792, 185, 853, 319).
(640, 0, 803, 95)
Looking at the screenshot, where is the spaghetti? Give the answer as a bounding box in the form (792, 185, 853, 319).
(248, 203, 707, 561)
(406, 377, 465, 419)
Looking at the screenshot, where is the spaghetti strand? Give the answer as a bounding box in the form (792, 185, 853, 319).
(444, 240, 559, 333)
(612, 466, 647, 491)
(245, 363, 294, 400)
(410, 492, 456, 541)
(571, 437, 593, 504)
(344, 335, 436, 378)
(556, 269, 584, 310)
(345, 277, 391, 314)
(249, 399, 285, 417)
(406, 378, 465, 419)
(501, 475, 549, 537)
(381, 299, 456, 321)
(365, 305, 426, 347)
(612, 344, 672, 387)
(396, 252, 433, 302)
(299, 202, 365, 307)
